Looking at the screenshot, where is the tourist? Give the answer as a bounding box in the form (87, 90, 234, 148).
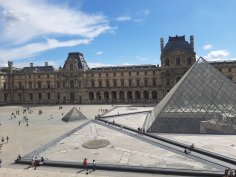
(229, 169, 234, 177)
(0, 159, 2, 168)
(16, 154, 22, 161)
(223, 168, 228, 177)
(6, 136, 9, 143)
(184, 149, 191, 155)
(83, 158, 88, 174)
(0, 144, 3, 152)
(234, 170, 236, 177)
(92, 160, 96, 171)
(18, 120, 21, 126)
(1, 137, 4, 144)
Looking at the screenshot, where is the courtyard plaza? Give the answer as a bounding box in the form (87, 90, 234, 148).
(0, 105, 235, 177)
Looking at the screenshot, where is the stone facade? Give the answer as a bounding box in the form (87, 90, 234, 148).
(0, 35, 236, 105)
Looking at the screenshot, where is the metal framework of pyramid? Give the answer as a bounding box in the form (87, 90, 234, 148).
(61, 107, 87, 122)
(145, 57, 236, 134)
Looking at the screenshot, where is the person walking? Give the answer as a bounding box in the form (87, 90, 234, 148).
(6, 136, 9, 143)
(92, 160, 96, 171)
(83, 158, 88, 174)
(18, 121, 21, 126)
(1, 137, 4, 144)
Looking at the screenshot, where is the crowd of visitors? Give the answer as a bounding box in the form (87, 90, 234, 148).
(224, 168, 236, 177)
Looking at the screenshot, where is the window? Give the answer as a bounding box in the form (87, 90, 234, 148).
(165, 58, 169, 66)
(57, 81, 60, 88)
(70, 64, 73, 71)
(129, 72, 131, 76)
(145, 71, 147, 75)
(79, 81, 81, 88)
(91, 80, 95, 87)
(153, 79, 156, 86)
(57, 93, 60, 100)
(121, 80, 124, 87)
(121, 72, 123, 76)
(106, 80, 109, 87)
(47, 93, 50, 100)
(47, 82, 50, 88)
(129, 80, 132, 86)
(145, 79, 148, 87)
(219, 68, 222, 72)
(38, 75, 40, 78)
(114, 80, 117, 87)
(91, 73, 94, 77)
(106, 73, 108, 77)
(137, 72, 139, 76)
(176, 58, 180, 65)
(137, 80, 140, 86)
(38, 93, 42, 100)
(3, 83, 6, 90)
(99, 73, 101, 77)
(29, 75, 32, 79)
(114, 73, 116, 76)
(229, 68, 232, 72)
(166, 78, 170, 86)
(29, 82, 32, 89)
(99, 80, 102, 87)
(47, 74, 50, 78)
(187, 57, 192, 65)
(153, 71, 155, 75)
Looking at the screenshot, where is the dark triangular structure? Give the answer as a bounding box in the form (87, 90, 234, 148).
(145, 57, 236, 134)
(61, 107, 87, 122)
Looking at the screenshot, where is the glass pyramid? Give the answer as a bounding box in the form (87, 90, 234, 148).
(145, 57, 236, 134)
(62, 107, 87, 122)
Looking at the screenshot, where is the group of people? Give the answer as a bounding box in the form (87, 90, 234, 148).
(137, 127, 145, 133)
(224, 168, 236, 177)
(184, 143, 194, 154)
(31, 155, 44, 170)
(83, 158, 96, 174)
(1, 136, 9, 144)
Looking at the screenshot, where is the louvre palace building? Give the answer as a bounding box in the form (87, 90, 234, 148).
(0, 35, 236, 105)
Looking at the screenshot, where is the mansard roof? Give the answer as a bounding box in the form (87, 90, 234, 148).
(63, 52, 89, 70)
(91, 64, 158, 71)
(163, 35, 194, 54)
(21, 66, 54, 72)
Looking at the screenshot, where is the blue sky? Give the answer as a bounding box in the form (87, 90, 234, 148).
(0, 0, 236, 68)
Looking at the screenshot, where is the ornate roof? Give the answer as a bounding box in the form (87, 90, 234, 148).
(63, 52, 89, 70)
(21, 66, 54, 72)
(163, 35, 194, 54)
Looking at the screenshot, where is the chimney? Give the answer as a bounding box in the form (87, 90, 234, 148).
(190, 35, 194, 50)
(160, 38, 164, 53)
(45, 62, 48, 66)
(30, 63, 33, 67)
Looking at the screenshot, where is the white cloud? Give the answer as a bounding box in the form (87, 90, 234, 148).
(96, 51, 103, 55)
(87, 62, 114, 68)
(0, 0, 113, 60)
(203, 50, 236, 61)
(116, 16, 132, 22)
(203, 44, 213, 50)
(0, 38, 91, 62)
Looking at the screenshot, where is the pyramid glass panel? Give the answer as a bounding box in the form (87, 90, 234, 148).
(145, 57, 236, 134)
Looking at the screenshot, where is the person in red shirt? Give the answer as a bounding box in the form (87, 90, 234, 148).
(83, 158, 88, 174)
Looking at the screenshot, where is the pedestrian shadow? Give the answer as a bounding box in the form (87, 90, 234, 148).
(88, 170, 95, 174)
(77, 169, 85, 173)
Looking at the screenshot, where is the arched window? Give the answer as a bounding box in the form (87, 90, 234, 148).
(89, 92, 94, 100)
(29, 93, 33, 100)
(135, 91, 140, 99)
(38, 93, 42, 100)
(119, 91, 124, 99)
(176, 58, 180, 65)
(96, 91, 101, 100)
(112, 91, 117, 99)
(127, 91, 132, 99)
(152, 90, 158, 99)
(165, 58, 169, 66)
(104, 91, 109, 100)
(47, 93, 51, 100)
(143, 91, 149, 99)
